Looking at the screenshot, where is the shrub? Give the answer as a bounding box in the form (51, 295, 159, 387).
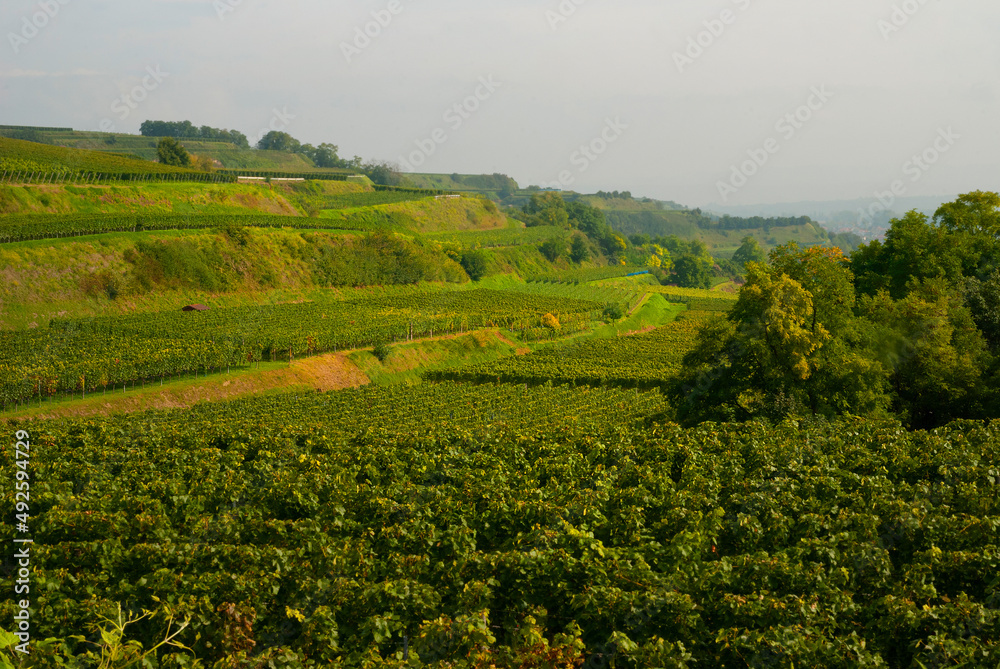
(373, 341, 391, 361)
(156, 137, 192, 167)
(603, 303, 625, 321)
(460, 250, 489, 282)
(541, 313, 561, 330)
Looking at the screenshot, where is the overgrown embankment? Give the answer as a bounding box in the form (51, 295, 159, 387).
(0, 228, 468, 329)
(0, 182, 301, 216)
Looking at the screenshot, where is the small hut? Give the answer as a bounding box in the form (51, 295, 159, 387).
(182, 304, 210, 312)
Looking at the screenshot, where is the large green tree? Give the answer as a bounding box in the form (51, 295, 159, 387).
(672, 255, 712, 289)
(460, 250, 488, 282)
(256, 131, 301, 152)
(731, 235, 766, 269)
(965, 269, 1000, 351)
(156, 137, 191, 167)
(860, 280, 991, 428)
(672, 248, 890, 425)
(525, 192, 570, 229)
(852, 191, 1000, 298)
(570, 235, 591, 264)
(539, 237, 568, 262)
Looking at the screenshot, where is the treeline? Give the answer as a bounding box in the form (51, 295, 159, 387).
(453, 172, 519, 197)
(594, 190, 633, 200)
(707, 214, 815, 230)
(140, 120, 250, 148)
(671, 190, 1000, 430)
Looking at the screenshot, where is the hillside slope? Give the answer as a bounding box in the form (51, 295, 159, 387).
(0, 129, 345, 172)
(0, 182, 301, 216)
(0, 136, 204, 176)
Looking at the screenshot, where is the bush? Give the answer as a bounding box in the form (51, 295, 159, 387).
(603, 303, 625, 321)
(156, 137, 192, 167)
(460, 250, 489, 282)
(541, 313, 561, 330)
(372, 341, 391, 361)
(539, 238, 567, 262)
(219, 223, 250, 247)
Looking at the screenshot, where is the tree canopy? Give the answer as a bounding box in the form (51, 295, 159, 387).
(732, 235, 766, 268)
(671, 194, 1000, 429)
(141, 120, 249, 148)
(155, 137, 191, 167)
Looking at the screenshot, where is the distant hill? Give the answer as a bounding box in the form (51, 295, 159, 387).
(403, 172, 519, 195)
(707, 195, 956, 240)
(0, 126, 352, 173)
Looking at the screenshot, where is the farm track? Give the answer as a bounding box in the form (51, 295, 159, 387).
(7, 350, 371, 421)
(3, 328, 551, 420)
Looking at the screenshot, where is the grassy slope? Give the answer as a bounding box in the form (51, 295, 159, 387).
(0, 188, 513, 328)
(348, 329, 524, 386)
(401, 173, 511, 192)
(0, 179, 418, 218)
(0, 182, 302, 216)
(272, 180, 371, 212)
(0, 228, 326, 328)
(323, 196, 506, 233)
(0, 136, 200, 174)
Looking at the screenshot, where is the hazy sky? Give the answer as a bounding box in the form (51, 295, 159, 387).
(2, 0, 998, 209)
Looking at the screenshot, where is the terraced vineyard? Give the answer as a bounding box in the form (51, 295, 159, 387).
(0, 208, 484, 244)
(0, 290, 601, 408)
(0, 137, 224, 180)
(501, 279, 647, 313)
(430, 310, 717, 388)
(314, 190, 437, 210)
(527, 266, 649, 284)
(2, 384, 997, 666)
(646, 285, 739, 312)
(425, 225, 565, 249)
(0, 213, 313, 243)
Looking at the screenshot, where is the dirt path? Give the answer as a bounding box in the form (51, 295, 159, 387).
(6, 351, 370, 421)
(3, 327, 576, 422)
